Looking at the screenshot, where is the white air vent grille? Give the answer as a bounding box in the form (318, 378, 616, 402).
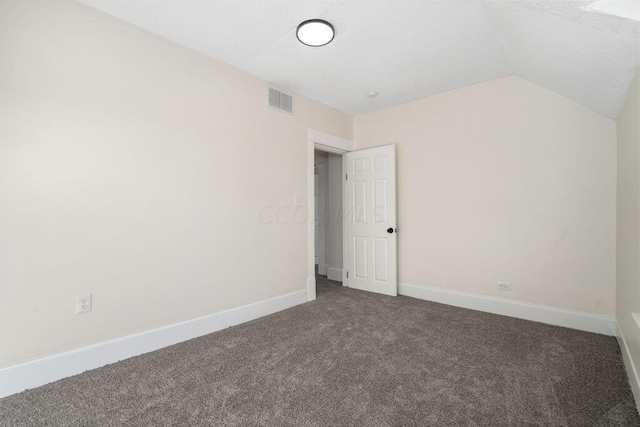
(267, 87, 294, 115)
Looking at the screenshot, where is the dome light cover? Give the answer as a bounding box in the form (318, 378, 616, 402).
(296, 19, 335, 47)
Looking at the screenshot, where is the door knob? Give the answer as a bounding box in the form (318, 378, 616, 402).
(387, 228, 395, 234)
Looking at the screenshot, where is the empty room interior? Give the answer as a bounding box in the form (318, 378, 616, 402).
(1, 0, 640, 425)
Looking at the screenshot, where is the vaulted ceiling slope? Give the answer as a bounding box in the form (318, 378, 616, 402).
(76, 0, 639, 118)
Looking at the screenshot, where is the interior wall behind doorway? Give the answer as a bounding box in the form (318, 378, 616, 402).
(314, 151, 328, 274)
(314, 150, 344, 282)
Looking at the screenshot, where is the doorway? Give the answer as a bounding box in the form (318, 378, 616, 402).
(314, 149, 343, 290)
(306, 130, 398, 301)
(306, 130, 352, 301)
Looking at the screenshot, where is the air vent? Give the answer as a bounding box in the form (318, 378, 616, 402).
(267, 87, 294, 115)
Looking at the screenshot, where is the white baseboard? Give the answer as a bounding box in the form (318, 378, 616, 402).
(399, 283, 616, 336)
(0, 290, 307, 399)
(327, 268, 343, 282)
(618, 324, 640, 414)
(318, 264, 328, 276)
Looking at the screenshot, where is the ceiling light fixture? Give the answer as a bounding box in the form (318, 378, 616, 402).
(296, 19, 335, 47)
(368, 91, 378, 98)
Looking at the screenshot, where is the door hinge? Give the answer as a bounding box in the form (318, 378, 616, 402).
(346, 271, 349, 278)
(345, 174, 348, 180)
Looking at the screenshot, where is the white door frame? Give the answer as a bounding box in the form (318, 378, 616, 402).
(307, 129, 353, 301)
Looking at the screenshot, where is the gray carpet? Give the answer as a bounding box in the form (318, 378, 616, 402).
(1, 276, 639, 426)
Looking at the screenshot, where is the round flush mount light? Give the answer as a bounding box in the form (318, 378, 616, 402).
(368, 91, 378, 98)
(296, 19, 335, 47)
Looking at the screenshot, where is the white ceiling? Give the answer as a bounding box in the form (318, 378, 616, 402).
(76, 0, 639, 118)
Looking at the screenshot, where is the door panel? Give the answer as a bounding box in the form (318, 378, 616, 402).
(345, 145, 397, 296)
(354, 236, 367, 279)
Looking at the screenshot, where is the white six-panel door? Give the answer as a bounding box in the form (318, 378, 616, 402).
(345, 145, 397, 296)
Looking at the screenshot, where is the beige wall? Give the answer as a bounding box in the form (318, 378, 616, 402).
(0, 0, 351, 367)
(617, 69, 640, 377)
(354, 76, 617, 315)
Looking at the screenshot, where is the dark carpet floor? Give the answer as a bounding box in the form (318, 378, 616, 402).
(1, 276, 639, 426)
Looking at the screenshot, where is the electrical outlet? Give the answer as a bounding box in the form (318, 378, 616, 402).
(497, 282, 511, 291)
(76, 293, 92, 314)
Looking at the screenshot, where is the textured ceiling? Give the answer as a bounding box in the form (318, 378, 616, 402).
(76, 0, 639, 118)
(483, 1, 639, 118)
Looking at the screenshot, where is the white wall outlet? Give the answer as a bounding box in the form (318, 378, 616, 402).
(76, 293, 92, 314)
(497, 282, 512, 291)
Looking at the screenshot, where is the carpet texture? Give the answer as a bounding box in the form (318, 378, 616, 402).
(1, 277, 639, 426)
